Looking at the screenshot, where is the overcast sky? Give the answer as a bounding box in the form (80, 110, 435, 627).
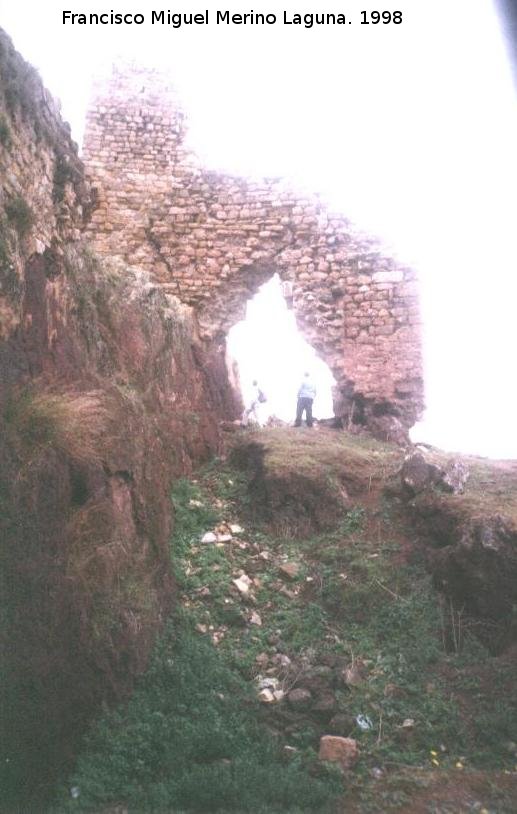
(2, 0, 517, 456)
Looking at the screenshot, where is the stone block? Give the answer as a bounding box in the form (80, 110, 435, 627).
(318, 736, 359, 769)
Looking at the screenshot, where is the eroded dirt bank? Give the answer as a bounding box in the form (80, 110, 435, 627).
(0, 30, 238, 805)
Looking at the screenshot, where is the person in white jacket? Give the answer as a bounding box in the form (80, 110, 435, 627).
(295, 372, 316, 427)
(242, 380, 266, 426)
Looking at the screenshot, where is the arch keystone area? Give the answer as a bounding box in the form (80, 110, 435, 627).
(83, 65, 424, 439)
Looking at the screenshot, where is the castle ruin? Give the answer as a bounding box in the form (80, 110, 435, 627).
(82, 65, 424, 435)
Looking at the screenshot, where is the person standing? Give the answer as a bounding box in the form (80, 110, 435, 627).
(242, 380, 266, 426)
(295, 372, 316, 427)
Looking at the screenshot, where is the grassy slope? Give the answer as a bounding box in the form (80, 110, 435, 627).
(413, 447, 517, 527)
(53, 430, 517, 813)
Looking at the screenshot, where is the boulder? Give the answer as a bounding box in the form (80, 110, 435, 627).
(440, 459, 470, 494)
(258, 689, 275, 704)
(279, 562, 301, 580)
(312, 691, 337, 713)
(328, 713, 355, 736)
(401, 453, 441, 495)
(401, 452, 469, 496)
(287, 688, 313, 708)
(232, 574, 252, 595)
(318, 736, 359, 769)
(298, 665, 334, 692)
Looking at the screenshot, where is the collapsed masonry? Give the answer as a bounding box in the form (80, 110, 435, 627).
(83, 65, 424, 437)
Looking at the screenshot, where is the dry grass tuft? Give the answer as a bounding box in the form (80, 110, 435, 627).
(6, 388, 108, 465)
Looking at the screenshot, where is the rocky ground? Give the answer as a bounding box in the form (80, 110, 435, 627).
(52, 428, 517, 813)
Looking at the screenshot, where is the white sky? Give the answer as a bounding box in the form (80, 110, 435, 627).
(2, 0, 517, 456)
(228, 276, 336, 423)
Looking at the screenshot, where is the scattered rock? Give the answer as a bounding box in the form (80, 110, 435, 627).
(298, 665, 334, 692)
(201, 531, 217, 544)
(249, 611, 262, 626)
(273, 690, 285, 702)
(397, 717, 415, 740)
(255, 652, 269, 668)
(401, 452, 470, 496)
(329, 713, 355, 736)
(232, 574, 252, 595)
(318, 736, 359, 769)
(342, 662, 365, 687)
(211, 628, 226, 645)
(279, 562, 301, 580)
(217, 533, 233, 543)
(312, 691, 337, 713)
(369, 415, 409, 446)
(258, 676, 280, 691)
(287, 688, 313, 708)
(195, 623, 208, 634)
(441, 459, 470, 494)
(401, 453, 442, 496)
(271, 653, 292, 668)
(229, 524, 244, 534)
(383, 683, 406, 698)
(258, 689, 275, 704)
(283, 745, 298, 760)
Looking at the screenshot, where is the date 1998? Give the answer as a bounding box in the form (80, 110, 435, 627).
(361, 11, 403, 24)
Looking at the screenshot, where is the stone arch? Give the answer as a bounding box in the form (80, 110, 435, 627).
(83, 65, 424, 438)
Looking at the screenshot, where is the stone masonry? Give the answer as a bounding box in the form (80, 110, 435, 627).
(83, 65, 424, 433)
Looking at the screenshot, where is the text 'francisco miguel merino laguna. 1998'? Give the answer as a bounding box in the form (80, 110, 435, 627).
(62, 10, 404, 28)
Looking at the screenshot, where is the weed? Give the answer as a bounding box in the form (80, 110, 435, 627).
(0, 113, 11, 148)
(53, 619, 339, 813)
(4, 388, 107, 465)
(0, 247, 21, 301)
(53, 151, 80, 203)
(5, 194, 34, 238)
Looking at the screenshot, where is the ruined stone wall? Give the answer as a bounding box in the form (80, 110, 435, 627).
(83, 65, 424, 432)
(0, 35, 89, 353)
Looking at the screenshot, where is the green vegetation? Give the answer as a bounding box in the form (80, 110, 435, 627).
(5, 194, 34, 237)
(0, 33, 41, 121)
(0, 113, 11, 147)
(3, 388, 107, 464)
(53, 151, 75, 203)
(0, 221, 19, 301)
(53, 476, 340, 813)
(54, 446, 517, 812)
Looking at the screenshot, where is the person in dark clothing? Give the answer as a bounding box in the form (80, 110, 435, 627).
(295, 372, 316, 427)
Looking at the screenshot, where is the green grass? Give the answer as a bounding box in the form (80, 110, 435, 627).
(51, 448, 517, 812)
(52, 477, 340, 813)
(53, 620, 339, 813)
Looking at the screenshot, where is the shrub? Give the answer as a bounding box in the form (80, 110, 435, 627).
(5, 194, 34, 238)
(53, 151, 75, 203)
(0, 114, 11, 148)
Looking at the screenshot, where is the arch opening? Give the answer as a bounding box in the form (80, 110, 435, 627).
(227, 274, 335, 425)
